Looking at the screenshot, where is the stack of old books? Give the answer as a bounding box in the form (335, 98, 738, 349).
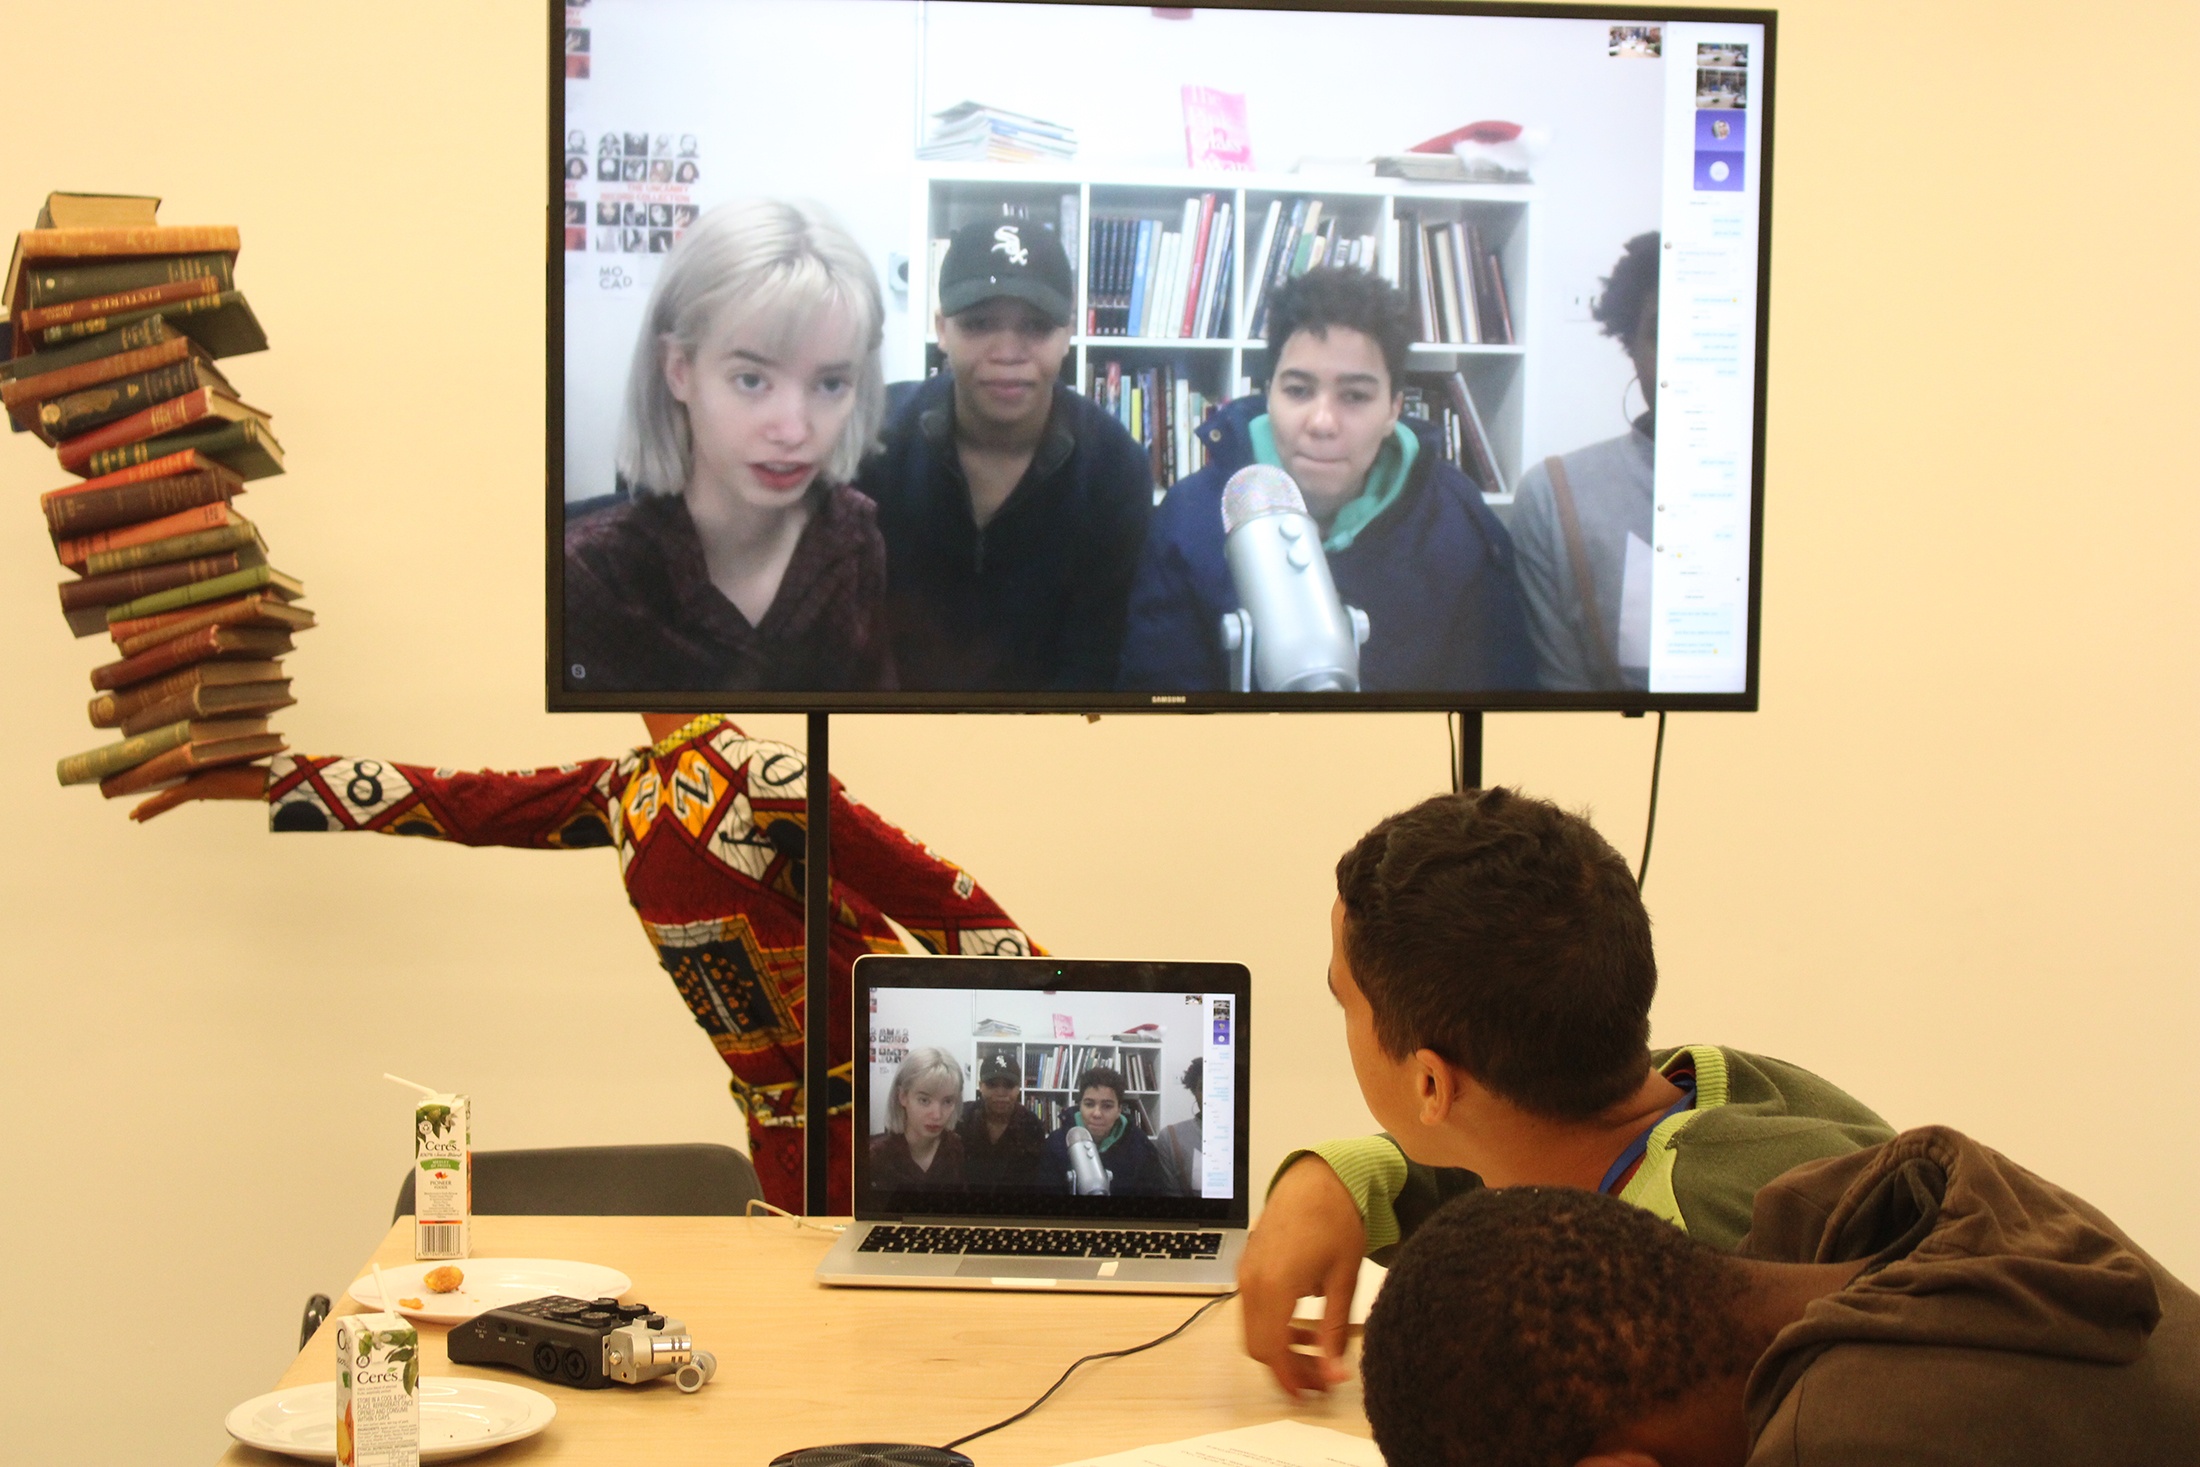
(2, 193, 309, 818)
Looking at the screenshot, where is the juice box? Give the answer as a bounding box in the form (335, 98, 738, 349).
(412, 1092, 470, 1260)
(335, 1312, 418, 1467)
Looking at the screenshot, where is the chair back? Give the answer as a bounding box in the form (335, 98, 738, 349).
(392, 1143, 763, 1220)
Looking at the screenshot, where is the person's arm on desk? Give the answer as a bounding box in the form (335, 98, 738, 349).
(1238, 1136, 1483, 1398)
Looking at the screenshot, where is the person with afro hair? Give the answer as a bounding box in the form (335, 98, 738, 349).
(1508, 229, 1661, 692)
(1361, 1127, 2200, 1466)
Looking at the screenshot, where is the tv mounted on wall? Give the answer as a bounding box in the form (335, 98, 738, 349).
(548, 0, 1774, 714)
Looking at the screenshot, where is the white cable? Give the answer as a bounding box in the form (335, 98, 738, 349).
(744, 1198, 847, 1235)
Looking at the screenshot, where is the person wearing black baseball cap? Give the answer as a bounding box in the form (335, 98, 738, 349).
(957, 1049, 1048, 1189)
(860, 218, 1153, 691)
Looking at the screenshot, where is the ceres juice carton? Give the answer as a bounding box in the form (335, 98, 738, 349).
(412, 1092, 470, 1260)
(335, 1312, 418, 1467)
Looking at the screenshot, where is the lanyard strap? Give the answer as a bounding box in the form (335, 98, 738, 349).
(1597, 1073, 1699, 1195)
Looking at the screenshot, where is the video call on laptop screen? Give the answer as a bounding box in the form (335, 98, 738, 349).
(855, 962, 1250, 1221)
(552, 0, 1771, 711)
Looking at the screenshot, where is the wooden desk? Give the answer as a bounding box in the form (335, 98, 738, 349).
(216, 1216, 1370, 1465)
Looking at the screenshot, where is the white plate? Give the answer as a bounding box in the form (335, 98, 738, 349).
(224, 1376, 556, 1462)
(348, 1258, 632, 1324)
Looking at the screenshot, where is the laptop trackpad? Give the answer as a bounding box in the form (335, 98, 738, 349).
(955, 1258, 1103, 1281)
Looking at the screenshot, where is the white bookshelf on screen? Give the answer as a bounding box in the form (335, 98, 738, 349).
(906, 164, 1538, 499)
(968, 1031, 1165, 1138)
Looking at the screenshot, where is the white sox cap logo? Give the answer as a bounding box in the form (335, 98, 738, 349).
(991, 225, 1029, 266)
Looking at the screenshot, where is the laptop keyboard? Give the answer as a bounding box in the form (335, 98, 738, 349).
(858, 1224, 1224, 1260)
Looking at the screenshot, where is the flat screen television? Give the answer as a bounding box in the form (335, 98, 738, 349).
(549, 0, 1773, 713)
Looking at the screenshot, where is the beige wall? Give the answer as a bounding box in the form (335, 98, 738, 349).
(3, 2, 2196, 1462)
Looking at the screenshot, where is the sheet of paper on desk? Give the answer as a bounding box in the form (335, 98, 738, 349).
(1291, 1256, 1387, 1328)
(1053, 1419, 1384, 1467)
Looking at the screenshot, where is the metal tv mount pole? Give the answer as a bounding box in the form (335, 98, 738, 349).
(804, 711, 832, 1216)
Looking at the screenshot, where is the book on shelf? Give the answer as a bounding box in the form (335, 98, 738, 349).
(1181, 86, 1254, 171)
(30, 354, 239, 445)
(97, 731, 287, 800)
(41, 453, 244, 536)
(89, 623, 296, 691)
(89, 660, 289, 728)
(1400, 373, 1506, 497)
(918, 100, 1076, 162)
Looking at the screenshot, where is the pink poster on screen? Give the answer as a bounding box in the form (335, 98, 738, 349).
(1182, 86, 1253, 170)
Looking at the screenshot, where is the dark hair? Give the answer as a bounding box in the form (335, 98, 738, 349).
(1334, 787, 1654, 1119)
(1074, 1065, 1127, 1103)
(1264, 266, 1414, 389)
(1180, 1057, 1203, 1095)
(1363, 1187, 1756, 1467)
(1592, 231, 1660, 343)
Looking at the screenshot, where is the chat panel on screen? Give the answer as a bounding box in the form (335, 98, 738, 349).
(557, 1, 1767, 703)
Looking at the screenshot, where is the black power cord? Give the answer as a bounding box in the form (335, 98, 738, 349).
(938, 1291, 1236, 1452)
(1636, 710, 1667, 890)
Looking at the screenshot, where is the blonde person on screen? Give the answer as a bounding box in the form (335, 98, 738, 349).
(564, 198, 895, 692)
(870, 1047, 968, 1188)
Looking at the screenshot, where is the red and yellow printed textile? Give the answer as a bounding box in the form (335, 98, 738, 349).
(264, 715, 1038, 1213)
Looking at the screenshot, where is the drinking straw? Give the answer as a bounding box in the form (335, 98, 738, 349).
(383, 1073, 440, 1097)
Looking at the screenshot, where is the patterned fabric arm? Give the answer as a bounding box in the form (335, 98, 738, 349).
(827, 789, 1042, 960)
(267, 752, 619, 849)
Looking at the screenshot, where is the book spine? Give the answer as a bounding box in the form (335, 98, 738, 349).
(89, 626, 229, 690)
(119, 684, 291, 738)
(79, 419, 258, 481)
(14, 225, 240, 260)
(42, 471, 234, 537)
(45, 448, 214, 498)
(6, 315, 177, 381)
(37, 358, 206, 441)
(2, 336, 195, 412)
(84, 520, 257, 577)
(1125, 221, 1155, 340)
(1243, 200, 1281, 339)
(1196, 204, 1232, 340)
(25, 253, 233, 310)
(98, 735, 285, 800)
(55, 500, 233, 570)
(56, 387, 216, 472)
(1486, 249, 1516, 344)
(87, 662, 225, 727)
(55, 719, 193, 786)
(39, 289, 240, 347)
(1449, 222, 1481, 343)
(61, 551, 243, 614)
(17, 275, 223, 333)
(105, 563, 282, 623)
(1179, 194, 1216, 338)
(1445, 372, 1506, 496)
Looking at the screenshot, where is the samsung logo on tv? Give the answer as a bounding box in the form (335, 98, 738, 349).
(1150, 695, 1187, 704)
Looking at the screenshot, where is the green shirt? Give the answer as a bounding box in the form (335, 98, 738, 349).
(1287, 1045, 1894, 1259)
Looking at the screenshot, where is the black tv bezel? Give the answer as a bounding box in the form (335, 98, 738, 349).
(546, 0, 1775, 715)
(849, 955, 1254, 1225)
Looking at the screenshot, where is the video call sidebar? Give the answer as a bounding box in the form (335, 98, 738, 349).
(1649, 22, 1766, 694)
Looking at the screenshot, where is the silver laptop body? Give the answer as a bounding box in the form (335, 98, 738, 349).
(818, 955, 1250, 1294)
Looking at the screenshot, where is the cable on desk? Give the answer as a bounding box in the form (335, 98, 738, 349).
(745, 1198, 847, 1235)
(938, 1291, 1237, 1452)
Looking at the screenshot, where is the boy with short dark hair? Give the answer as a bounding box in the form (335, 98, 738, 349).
(1117, 265, 1531, 692)
(1040, 1064, 1167, 1195)
(1238, 788, 1892, 1396)
(1362, 1128, 2200, 1466)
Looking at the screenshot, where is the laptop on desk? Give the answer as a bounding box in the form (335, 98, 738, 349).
(818, 955, 1250, 1294)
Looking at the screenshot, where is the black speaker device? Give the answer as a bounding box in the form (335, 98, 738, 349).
(768, 1448, 974, 1467)
(446, 1294, 716, 1392)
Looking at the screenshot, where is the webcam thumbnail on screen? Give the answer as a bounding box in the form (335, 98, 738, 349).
(559, 1, 1764, 699)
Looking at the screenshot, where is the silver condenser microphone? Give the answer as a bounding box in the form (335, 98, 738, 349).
(1065, 1125, 1113, 1195)
(1218, 465, 1370, 692)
